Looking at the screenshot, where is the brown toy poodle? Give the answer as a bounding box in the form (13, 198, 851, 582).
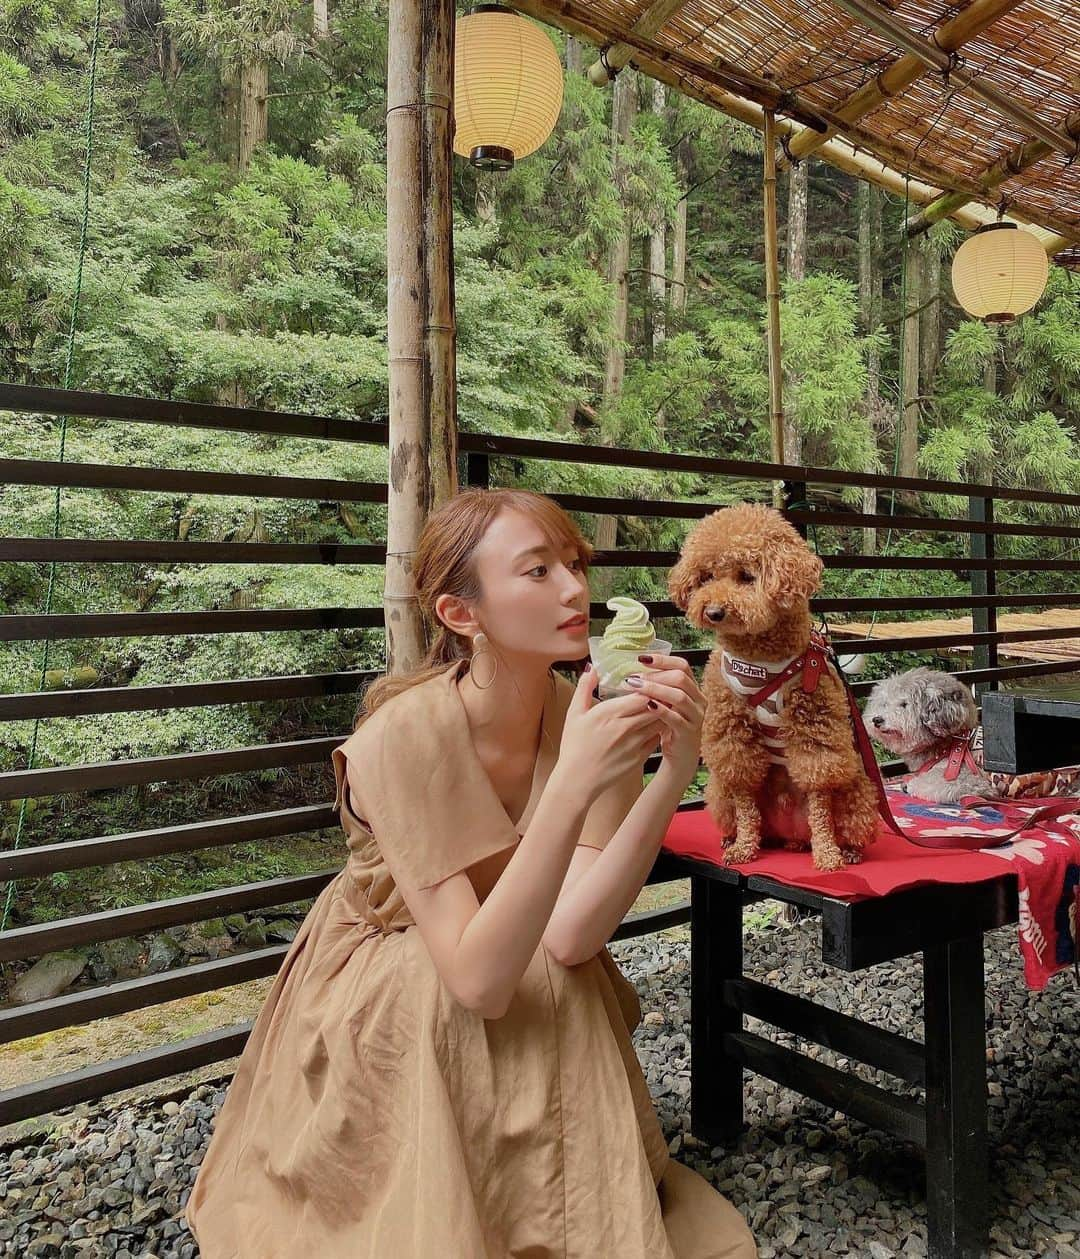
(668, 503, 879, 872)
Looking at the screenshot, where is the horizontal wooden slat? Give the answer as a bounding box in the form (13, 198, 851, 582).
(592, 552, 1080, 572)
(721, 1029, 927, 1147)
(3, 596, 1077, 649)
(847, 657, 1080, 698)
(0, 803, 339, 880)
(0, 458, 388, 504)
(0, 672, 371, 721)
(0, 608, 378, 642)
(0, 736, 341, 800)
(610, 899, 691, 941)
(9, 383, 1080, 509)
(6, 460, 1080, 540)
(822, 556, 1080, 572)
(549, 493, 1080, 532)
(0, 383, 387, 446)
(723, 977, 926, 1086)
(837, 623, 1080, 656)
(786, 507, 1080, 540)
(6, 538, 1080, 573)
(8, 644, 1062, 725)
(0, 538, 383, 565)
(0, 869, 338, 962)
(817, 593, 1080, 613)
(0, 1021, 254, 1127)
(0, 946, 288, 1044)
(457, 429, 1080, 509)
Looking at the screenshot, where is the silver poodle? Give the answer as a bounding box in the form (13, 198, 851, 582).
(862, 667, 998, 803)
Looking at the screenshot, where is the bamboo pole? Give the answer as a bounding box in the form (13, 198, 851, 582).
(385, 0, 458, 676)
(585, 0, 689, 87)
(905, 109, 1080, 236)
(763, 111, 785, 502)
(899, 239, 922, 483)
(782, 0, 1023, 166)
(824, 0, 1080, 159)
(422, 0, 458, 510)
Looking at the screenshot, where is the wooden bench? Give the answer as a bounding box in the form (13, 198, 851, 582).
(648, 849, 1018, 1259)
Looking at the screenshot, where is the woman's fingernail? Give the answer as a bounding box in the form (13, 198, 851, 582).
(625, 674, 644, 688)
(638, 654, 653, 664)
(647, 700, 659, 709)
(583, 661, 592, 672)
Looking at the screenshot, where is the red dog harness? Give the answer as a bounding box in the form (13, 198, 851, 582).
(726, 627, 1080, 852)
(920, 728, 984, 783)
(737, 628, 831, 705)
(720, 630, 832, 768)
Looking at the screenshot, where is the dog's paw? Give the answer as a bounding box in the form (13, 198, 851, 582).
(812, 849, 844, 873)
(722, 843, 758, 866)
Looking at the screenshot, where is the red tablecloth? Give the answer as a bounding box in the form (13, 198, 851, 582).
(662, 787, 1080, 989)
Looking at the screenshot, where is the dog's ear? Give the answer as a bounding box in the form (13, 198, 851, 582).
(920, 675, 975, 738)
(668, 556, 698, 612)
(763, 536, 824, 610)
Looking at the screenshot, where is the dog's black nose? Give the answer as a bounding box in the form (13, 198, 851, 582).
(705, 606, 726, 623)
(871, 715, 884, 727)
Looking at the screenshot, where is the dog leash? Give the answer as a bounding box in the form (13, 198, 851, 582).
(825, 628, 1080, 850)
(736, 623, 1080, 851)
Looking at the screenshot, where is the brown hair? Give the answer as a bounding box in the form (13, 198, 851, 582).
(355, 489, 594, 728)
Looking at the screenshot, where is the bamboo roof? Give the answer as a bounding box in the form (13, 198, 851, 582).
(511, 0, 1080, 261)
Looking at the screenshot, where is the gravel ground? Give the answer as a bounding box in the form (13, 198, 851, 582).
(1, 915, 1077, 1258)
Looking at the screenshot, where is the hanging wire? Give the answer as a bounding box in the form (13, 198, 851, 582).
(0, 0, 104, 940)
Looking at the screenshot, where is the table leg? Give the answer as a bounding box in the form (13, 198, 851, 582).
(923, 934, 990, 1259)
(690, 875, 744, 1146)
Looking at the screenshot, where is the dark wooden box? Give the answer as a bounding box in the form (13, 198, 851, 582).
(981, 692, 1080, 774)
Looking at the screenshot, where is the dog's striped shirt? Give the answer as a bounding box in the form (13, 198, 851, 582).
(719, 650, 800, 765)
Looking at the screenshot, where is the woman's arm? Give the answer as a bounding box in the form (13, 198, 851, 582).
(451, 761, 597, 1016)
(541, 763, 688, 966)
(350, 675, 661, 1021)
(355, 757, 592, 1020)
(543, 653, 706, 965)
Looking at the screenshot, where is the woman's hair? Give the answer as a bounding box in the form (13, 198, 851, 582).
(355, 489, 594, 728)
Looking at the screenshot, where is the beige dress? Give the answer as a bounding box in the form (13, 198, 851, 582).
(186, 660, 756, 1258)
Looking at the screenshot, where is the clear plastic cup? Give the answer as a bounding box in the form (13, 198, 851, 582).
(588, 635, 673, 700)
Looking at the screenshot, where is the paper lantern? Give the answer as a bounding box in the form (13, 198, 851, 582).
(951, 222, 1049, 322)
(454, 5, 564, 171)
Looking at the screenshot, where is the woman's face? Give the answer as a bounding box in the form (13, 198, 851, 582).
(468, 510, 591, 662)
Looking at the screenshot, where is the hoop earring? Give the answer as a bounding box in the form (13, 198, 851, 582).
(470, 631, 498, 690)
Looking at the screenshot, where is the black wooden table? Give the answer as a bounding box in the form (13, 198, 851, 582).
(648, 850, 1020, 1259)
(982, 691, 1080, 775)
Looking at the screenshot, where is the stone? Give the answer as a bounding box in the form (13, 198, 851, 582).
(238, 919, 267, 948)
(98, 937, 146, 980)
(145, 933, 183, 975)
(264, 918, 298, 943)
(11, 951, 88, 1004)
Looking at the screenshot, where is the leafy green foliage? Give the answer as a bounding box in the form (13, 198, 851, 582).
(1, 0, 1078, 933)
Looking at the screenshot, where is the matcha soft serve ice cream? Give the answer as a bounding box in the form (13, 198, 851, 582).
(588, 597, 672, 699)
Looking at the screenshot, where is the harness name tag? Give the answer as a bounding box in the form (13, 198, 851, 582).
(728, 658, 768, 681)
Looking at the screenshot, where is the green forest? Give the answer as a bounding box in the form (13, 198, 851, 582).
(2, 0, 1079, 958)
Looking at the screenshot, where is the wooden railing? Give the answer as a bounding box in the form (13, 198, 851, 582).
(2, 382, 1080, 1124)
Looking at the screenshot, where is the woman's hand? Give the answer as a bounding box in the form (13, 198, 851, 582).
(556, 665, 666, 802)
(621, 654, 705, 787)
